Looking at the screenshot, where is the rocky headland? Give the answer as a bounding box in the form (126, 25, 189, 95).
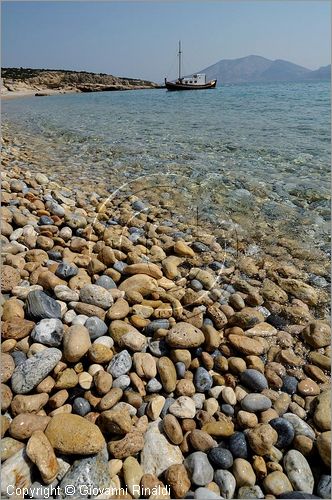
(1, 138, 331, 499)
(1, 68, 161, 98)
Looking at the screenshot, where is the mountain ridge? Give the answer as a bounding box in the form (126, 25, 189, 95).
(198, 55, 330, 84)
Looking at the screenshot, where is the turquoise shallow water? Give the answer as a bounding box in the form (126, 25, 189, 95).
(3, 81, 330, 255)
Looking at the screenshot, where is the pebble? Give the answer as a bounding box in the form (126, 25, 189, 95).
(241, 394, 272, 412)
(229, 432, 248, 459)
(45, 414, 105, 455)
(55, 262, 78, 279)
(112, 375, 131, 390)
(282, 375, 299, 395)
(240, 369, 268, 392)
(247, 424, 278, 455)
(316, 431, 331, 467)
(238, 485, 264, 498)
(194, 367, 213, 392)
(170, 397, 196, 419)
(283, 413, 315, 439)
(107, 350, 132, 377)
(59, 451, 110, 499)
(269, 417, 295, 448)
(208, 447, 234, 469)
(63, 325, 91, 363)
(263, 471, 293, 496)
(25, 290, 61, 320)
(140, 419, 183, 476)
(85, 316, 108, 340)
(232, 458, 256, 487)
(317, 475, 331, 499)
(283, 449, 314, 493)
(214, 469, 236, 499)
(166, 322, 205, 348)
(184, 451, 214, 486)
(72, 397, 91, 416)
(26, 430, 59, 484)
(31, 318, 64, 347)
(95, 275, 117, 289)
(302, 321, 331, 348)
(0, 448, 33, 496)
(79, 284, 113, 309)
(11, 348, 62, 394)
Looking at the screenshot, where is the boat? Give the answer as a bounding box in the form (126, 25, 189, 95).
(165, 41, 217, 91)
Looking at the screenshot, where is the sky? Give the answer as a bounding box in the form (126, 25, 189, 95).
(2, 1, 330, 82)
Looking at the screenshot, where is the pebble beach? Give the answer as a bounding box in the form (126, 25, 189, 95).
(1, 129, 331, 500)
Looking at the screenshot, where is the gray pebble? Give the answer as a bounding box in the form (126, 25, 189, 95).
(59, 451, 110, 498)
(317, 475, 331, 499)
(72, 397, 91, 416)
(26, 290, 61, 320)
(194, 488, 223, 499)
(241, 394, 272, 412)
(107, 350, 132, 378)
(55, 262, 78, 279)
(95, 275, 117, 289)
(146, 378, 162, 393)
(11, 348, 62, 394)
(85, 316, 108, 340)
(160, 397, 176, 418)
(184, 451, 214, 486)
(147, 339, 169, 357)
(283, 413, 315, 439)
(240, 369, 268, 392)
(31, 318, 64, 347)
(237, 486, 264, 499)
(112, 375, 131, 390)
(214, 469, 236, 499)
(283, 449, 314, 494)
(194, 367, 213, 393)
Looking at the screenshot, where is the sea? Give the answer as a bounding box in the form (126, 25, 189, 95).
(2, 81, 330, 261)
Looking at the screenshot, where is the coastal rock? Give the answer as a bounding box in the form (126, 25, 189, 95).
(157, 357, 177, 393)
(123, 456, 144, 498)
(232, 458, 256, 487)
(141, 420, 183, 476)
(107, 350, 132, 377)
(269, 418, 295, 448)
(283, 413, 315, 439)
(1, 265, 21, 292)
(278, 278, 318, 306)
(11, 348, 62, 394)
(119, 274, 158, 296)
(108, 431, 144, 459)
(164, 464, 191, 499)
(283, 449, 314, 493)
(240, 369, 268, 392)
(2, 318, 35, 340)
(9, 414, 51, 440)
(45, 414, 105, 455)
(169, 397, 196, 419)
(228, 335, 266, 355)
(263, 471, 293, 496)
(0, 437, 25, 462)
(241, 394, 272, 412)
(1, 353, 15, 383)
(247, 424, 278, 455)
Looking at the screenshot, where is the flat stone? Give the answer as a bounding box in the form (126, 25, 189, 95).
(241, 394, 272, 412)
(284, 449, 314, 493)
(11, 348, 62, 394)
(302, 321, 331, 348)
(45, 414, 105, 455)
(141, 419, 183, 477)
(119, 274, 158, 296)
(31, 318, 64, 347)
(228, 335, 266, 355)
(26, 290, 61, 320)
(2, 318, 35, 340)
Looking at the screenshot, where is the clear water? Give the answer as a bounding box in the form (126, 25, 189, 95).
(3, 81, 330, 256)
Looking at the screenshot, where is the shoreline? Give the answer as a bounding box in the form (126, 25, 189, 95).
(1, 143, 331, 498)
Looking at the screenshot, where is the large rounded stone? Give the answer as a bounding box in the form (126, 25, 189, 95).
(63, 325, 91, 362)
(79, 284, 113, 309)
(283, 449, 314, 493)
(166, 322, 205, 348)
(45, 414, 105, 455)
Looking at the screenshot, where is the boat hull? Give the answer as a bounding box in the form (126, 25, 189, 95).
(165, 80, 217, 91)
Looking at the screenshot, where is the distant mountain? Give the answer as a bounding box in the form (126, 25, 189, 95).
(305, 65, 331, 81)
(198, 55, 330, 84)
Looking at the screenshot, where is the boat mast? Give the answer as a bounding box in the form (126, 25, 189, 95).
(178, 40, 182, 80)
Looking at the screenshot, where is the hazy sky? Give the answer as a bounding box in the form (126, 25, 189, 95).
(2, 1, 330, 82)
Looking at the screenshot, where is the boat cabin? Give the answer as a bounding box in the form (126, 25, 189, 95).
(180, 74, 206, 85)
